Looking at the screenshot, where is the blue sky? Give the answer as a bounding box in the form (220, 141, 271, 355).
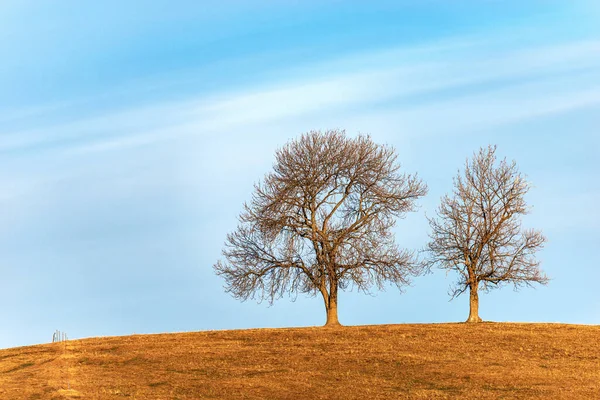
(1, 1, 599, 349)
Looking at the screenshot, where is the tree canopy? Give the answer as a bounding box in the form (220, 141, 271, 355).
(427, 145, 548, 322)
(215, 130, 428, 326)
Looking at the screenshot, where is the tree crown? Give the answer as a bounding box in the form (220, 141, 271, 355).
(215, 129, 428, 304)
(427, 145, 547, 298)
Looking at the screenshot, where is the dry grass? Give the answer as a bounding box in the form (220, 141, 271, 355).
(1, 323, 598, 399)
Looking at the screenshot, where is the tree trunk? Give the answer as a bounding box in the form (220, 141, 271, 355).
(466, 283, 483, 323)
(325, 299, 341, 327)
(321, 280, 341, 327)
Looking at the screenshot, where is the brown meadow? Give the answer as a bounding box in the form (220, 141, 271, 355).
(1, 323, 598, 399)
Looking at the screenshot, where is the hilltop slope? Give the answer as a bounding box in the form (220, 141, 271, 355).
(1, 323, 599, 399)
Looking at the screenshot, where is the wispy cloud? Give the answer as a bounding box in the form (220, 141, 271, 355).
(2, 34, 599, 161)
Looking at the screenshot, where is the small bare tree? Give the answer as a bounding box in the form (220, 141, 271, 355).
(427, 145, 548, 323)
(215, 130, 428, 326)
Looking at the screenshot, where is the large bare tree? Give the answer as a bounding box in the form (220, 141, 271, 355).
(427, 145, 548, 323)
(215, 130, 428, 326)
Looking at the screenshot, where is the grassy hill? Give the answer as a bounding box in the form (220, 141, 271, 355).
(1, 323, 599, 399)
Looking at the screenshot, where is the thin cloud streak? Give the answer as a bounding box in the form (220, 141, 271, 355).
(1, 35, 599, 158)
